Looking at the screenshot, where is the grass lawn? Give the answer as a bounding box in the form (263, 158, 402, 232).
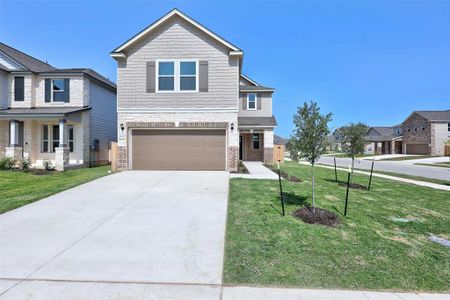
(224, 162, 450, 292)
(0, 166, 110, 214)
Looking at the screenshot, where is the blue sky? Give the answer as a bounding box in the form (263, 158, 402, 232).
(1, 0, 449, 137)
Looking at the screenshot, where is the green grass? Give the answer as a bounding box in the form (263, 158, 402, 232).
(0, 166, 110, 214)
(224, 162, 450, 292)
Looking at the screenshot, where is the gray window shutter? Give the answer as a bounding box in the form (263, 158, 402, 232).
(242, 94, 247, 110)
(45, 79, 51, 102)
(199, 61, 208, 92)
(14, 77, 24, 101)
(146, 61, 155, 93)
(63, 78, 70, 102)
(257, 93, 262, 110)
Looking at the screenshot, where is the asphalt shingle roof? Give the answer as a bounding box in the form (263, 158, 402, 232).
(239, 85, 274, 92)
(238, 116, 277, 127)
(415, 110, 450, 122)
(0, 42, 56, 72)
(0, 106, 91, 117)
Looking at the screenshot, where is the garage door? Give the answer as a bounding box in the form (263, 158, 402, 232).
(131, 129, 226, 170)
(406, 143, 428, 155)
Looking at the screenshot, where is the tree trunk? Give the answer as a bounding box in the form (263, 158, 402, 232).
(312, 162, 316, 213)
(350, 157, 355, 185)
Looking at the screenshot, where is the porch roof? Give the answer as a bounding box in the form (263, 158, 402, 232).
(238, 116, 277, 128)
(0, 106, 91, 119)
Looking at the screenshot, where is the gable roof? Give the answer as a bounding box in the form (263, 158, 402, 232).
(111, 9, 242, 56)
(414, 110, 450, 122)
(0, 42, 56, 72)
(240, 74, 259, 86)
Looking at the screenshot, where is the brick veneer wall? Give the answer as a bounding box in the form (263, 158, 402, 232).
(263, 147, 274, 164)
(117, 146, 128, 170)
(242, 133, 263, 161)
(402, 113, 431, 144)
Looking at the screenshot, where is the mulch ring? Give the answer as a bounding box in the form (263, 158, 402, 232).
(337, 182, 368, 190)
(264, 164, 302, 182)
(292, 206, 340, 227)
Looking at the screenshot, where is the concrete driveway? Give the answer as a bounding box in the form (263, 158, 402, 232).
(0, 171, 229, 299)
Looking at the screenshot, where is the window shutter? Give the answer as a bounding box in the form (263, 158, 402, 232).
(45, 79, 51, 102)
(146, 61, 155, 93)
(14, 77, 24, 101)
(257, 93, 262, 110)
(242, 94, 247, 110)
(199, 61, 208, 92)
(63, 78, 70, 102)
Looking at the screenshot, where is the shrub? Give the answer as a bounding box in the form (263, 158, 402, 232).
(21, 159, 31, 171)
(43, 160, 54, 171)
(0, 157, 15, 170)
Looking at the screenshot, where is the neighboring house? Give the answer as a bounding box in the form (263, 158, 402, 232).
(328, 127, 347, 151)
(273, 134, 288, 146)
(402, 110, 450, 155)
(365, 125, 403, 155)
(111, 9, 276, 171)
(0, 42, 117, 170)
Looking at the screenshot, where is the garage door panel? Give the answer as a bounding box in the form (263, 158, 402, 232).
(406, 143, 428, 155)
(132, 129, 226, 170)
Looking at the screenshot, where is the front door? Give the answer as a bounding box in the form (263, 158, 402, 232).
(239, 135, 243, 160)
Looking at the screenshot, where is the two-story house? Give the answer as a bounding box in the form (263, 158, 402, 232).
(0, 42, 117, 170)
(111, 9, 276, 171)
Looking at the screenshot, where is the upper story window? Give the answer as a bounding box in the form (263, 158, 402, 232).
(156, 60, 198, 92)
(45, 78, 70, 103)
(14, 76, 24, 101)
(247, 93, 257, 110)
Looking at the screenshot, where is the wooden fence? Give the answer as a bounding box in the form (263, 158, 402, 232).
(110, 142, 118, 172)
(273, 145, 285, 163)
(445, 145, 450, 157)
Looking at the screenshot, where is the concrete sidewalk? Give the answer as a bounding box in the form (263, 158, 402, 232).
(1, 280, 448, 299)
(230, 161, 279, 180)
(300, 162, 450, 191)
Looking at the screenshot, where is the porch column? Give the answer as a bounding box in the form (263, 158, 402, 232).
(263, 129, 274, 164)
(5, 120, 22, 160)
(55, 119, 69, 171)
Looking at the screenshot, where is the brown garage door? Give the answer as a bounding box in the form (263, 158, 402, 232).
(406, 143, 429, 155)
(131, 129, 226, 170)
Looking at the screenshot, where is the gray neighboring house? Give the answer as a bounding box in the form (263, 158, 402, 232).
(0, 42, 117, 170)
(111, 9, 276, 171)
(365, 125, 403, 154)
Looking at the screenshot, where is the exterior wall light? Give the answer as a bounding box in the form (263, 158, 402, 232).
(120, 123, 125, 133)
(230, 122, 235, 131)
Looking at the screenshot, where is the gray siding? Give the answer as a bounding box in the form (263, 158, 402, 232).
(117, 17, 239, 110)
(89, 80, 117, 161)
(0, 70, 8, 109)
(238, 92, 273, 117)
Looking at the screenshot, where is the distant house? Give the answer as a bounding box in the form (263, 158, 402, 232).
(402, 110, 450, 155)
(273, 134, 288, 146)
(365, 125, 403, 154)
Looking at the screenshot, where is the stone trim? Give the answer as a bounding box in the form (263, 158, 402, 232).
(179, 122, 228, 128)
(263, 147, 274, 164)
(117, 146, 128, 170)
(228, 146, 238, 172)
(126, 122, 175, 128)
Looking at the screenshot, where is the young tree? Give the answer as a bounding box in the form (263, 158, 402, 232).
(290, 101, 332, 212)
(341, 123, 368, 182)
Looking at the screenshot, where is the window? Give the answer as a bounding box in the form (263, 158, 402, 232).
(42, 125, 49, 152)
(52, 125, 60, 152)
(68, 125, 74, 152)
(14, 76, 24, 101)
(156, 60, 198, 92)
(414, 126, 418, 132)
(252, 133, 260, 149)
(180, 62, 196, 91)
(247, 93, 257, 110)
(396, 128, 401, 135)
(158, 62, 174, 91)
(52, 79, 66, 102)
(448, 123, 450, 131)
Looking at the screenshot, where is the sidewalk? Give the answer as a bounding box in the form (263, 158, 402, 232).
(222, 286, 449, 300)
(299, 162, 450, 191)
(230, 161, 279, 180)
